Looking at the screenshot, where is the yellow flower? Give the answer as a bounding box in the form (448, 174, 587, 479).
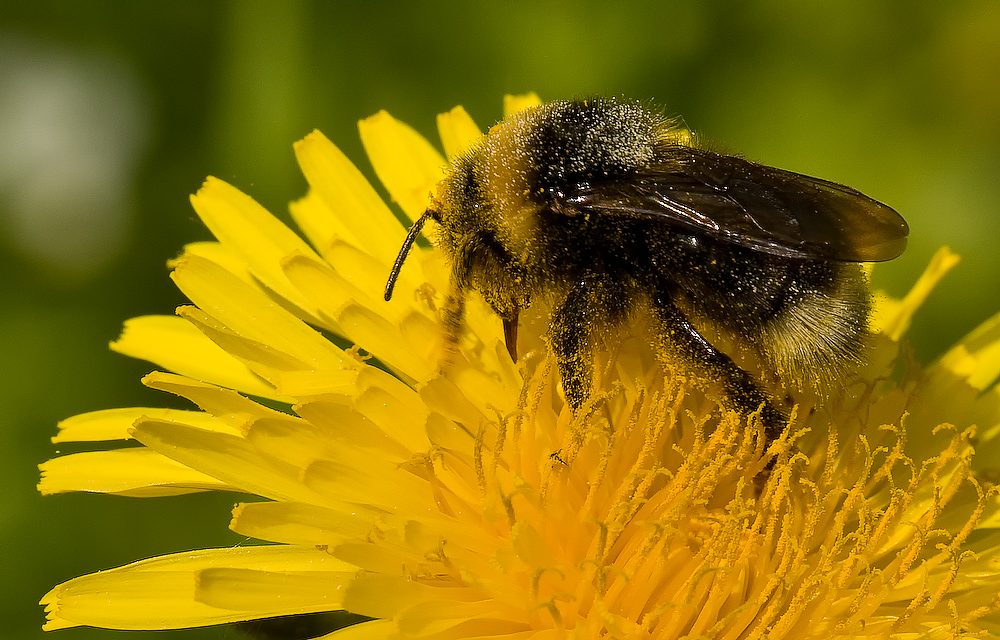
(40, 95, 1000, 639)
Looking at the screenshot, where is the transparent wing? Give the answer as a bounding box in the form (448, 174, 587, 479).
(564, 145, 908, 262)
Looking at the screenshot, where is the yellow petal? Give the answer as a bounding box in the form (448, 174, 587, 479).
(510, 521, 556, 569)
(396, 599, 530, 636)
(420, 376, 493, 432)
(503, 92, 542, 117)
(445, 358, 519, 417)
(340, 303, 436, 382)
(53, 407, 237, 443)
(176, 240, 254, 284)
(288, 190, 354, 260)
(938, 310, 1000, 391)
(873, 246, 959, 340)
(359, 110, 445, 221)
(302, 452, 434, 515)
(317, 238, 412, 301)
(132, 416, 329, 506)
(351, 366, 431, 453)
(190, 177, 328, 324)
(279, 252, 436, 382)
(38, 449, 231, 496)
(333, 541, 425, 575)
(170, 253, 347, 371)
(230, 501, 375, 545)
(177, 305, 318, 387)
(196, 567, 349, 611)
(142, 371, 288, 431)
(41, 546, 349, 630)
(273, 368, 359, 398)
(318, 619, 398, 640)
(111, 315, 283, 401)
(293, 399, 414, 462)
(282, 248, 374, 315)
(342, 573, 481, 619)
(294, 129, 409, 264)
(437, 105, 482, 160)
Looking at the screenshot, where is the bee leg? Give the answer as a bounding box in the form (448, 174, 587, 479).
(650, 293, 786, 444)
(451, 231, 529, 365)
(549, 281, 600, 410)
(439, 285, 466, 368)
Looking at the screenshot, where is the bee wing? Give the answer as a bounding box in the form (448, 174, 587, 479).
(567, 146, 908, 262)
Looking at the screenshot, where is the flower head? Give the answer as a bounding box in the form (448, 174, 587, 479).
(40, 95, 1000, 639)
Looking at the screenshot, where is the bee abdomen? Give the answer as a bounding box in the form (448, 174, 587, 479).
(757, 263, 869, 387)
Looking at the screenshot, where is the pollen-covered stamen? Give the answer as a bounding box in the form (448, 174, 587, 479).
(436, 352, 996, 640)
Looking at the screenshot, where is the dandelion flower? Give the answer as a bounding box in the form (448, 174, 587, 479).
(40, 95, 1000, 639)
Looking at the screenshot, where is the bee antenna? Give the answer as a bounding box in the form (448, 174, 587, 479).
(384, 210, 432, 301)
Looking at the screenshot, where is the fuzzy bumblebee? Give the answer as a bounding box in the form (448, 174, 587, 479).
(385, 98, 908, 439)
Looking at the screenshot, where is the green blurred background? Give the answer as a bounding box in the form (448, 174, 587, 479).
(1, 1, 998, 637)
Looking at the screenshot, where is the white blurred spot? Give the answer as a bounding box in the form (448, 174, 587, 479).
(0, 31, 150, 276)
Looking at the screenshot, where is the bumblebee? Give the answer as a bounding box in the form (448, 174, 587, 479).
(384, 98, 908, 436)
